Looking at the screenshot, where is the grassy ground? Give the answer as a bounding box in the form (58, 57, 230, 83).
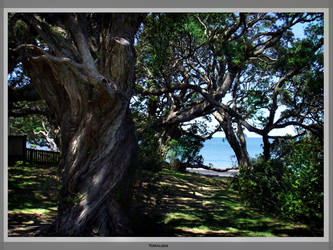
(130, 169, 321, 237)
(8, 162, 321, 237)
(8, 162, 59, 236)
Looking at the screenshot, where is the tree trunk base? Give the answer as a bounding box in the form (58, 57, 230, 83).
(35, 198, 133, 237)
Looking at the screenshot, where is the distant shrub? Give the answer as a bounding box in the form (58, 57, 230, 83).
(136, 119, 164, 172)
(235, 157, 289, 211)
(272, 136, 323, 225)
(234, 135, 323, 225)
(166, 135, 204, 171)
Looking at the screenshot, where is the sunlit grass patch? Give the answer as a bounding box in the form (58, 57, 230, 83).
(174, 225, 231, 235)
(8, 161, 59, 234)
(164, 212, 201, 224)
(241, 230, 276, 237)
(130, 168, 318, 236)
(9, 207, 57, 215)
(202, 201, 214, 206)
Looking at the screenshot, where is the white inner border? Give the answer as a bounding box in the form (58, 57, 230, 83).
(3, 8, 330, 243)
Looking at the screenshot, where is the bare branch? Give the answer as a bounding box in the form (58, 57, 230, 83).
(34, 121, 58, 150)
(224, 13, 246, 40)
(196, 15, 208, 36)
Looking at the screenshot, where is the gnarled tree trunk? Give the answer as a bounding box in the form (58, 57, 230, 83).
(214, 111, 250, 168)
(17, 13, 144, 236)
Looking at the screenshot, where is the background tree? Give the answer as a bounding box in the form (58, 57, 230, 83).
(9, 13, 145, 236)
(8, 64, 59, 149)
(133, 13, 217, 168)
(134, 13, 323, 168)
(216, 13, 323, 159)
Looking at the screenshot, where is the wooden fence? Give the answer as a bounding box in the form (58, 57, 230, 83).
(26, 148, 60, 165)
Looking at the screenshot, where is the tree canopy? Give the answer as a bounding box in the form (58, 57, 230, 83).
(132, 12, 323, 164)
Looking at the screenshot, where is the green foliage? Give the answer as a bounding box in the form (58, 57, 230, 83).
(132, 168, 319, 236)
(235, 135, 323, 226)
(272, 136, 323, 224)
(222, 39, 247, 69)
(243, 90, 270, 119)
(135, 118, 164, 172)
(166, 133, 204, 170)
(8, 162, 59, 213)
(235, 158, 288, 211)
(9, 114, 52, 147)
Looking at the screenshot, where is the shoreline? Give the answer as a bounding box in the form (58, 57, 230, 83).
(186, 167, 239, 178)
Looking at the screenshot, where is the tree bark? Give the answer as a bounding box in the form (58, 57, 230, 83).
(262, 134, 271, 160)
(18, 13, 143, 236)
(214, 111, 250, 168)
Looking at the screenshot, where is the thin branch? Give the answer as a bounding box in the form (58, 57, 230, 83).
(224, 13, 246, 41)
(196, 15, 208, 35)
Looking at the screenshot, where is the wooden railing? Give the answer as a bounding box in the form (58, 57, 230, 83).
(26, 148, 60, 165)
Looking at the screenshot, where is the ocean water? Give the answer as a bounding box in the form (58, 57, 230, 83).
(27, 137, 264, 169)
(200, 137, 263, 169)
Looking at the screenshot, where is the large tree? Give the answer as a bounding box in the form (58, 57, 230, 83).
(134, 13, 323, 165)
(9, 13, 144, 236)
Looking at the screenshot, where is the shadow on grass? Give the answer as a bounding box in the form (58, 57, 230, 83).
(131, 169, 321, 237)
(8, 211, 56, 237)
(8, 162, 59, 236)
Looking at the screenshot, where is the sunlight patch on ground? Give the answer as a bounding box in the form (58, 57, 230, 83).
(193, 191, 210, 198)
(158, 181, 172, 186)
(175, 226, 231, 235)
(240, 230, 276, 237)
(236, 218, 260, 224)
(9, 207, 57, 215)
(22, 220, 34, 225)
(172, 183, 189, 189)
(174, 197, 196, 202)
(281, 224, 309, 230)
(33, 191, 48, 200)
(202, 200, 214, 206)
(10, 175, 37, 179)
(199, 186, 220, 192)
(233, 206, 246, 211)
(164, 212, 201, 224)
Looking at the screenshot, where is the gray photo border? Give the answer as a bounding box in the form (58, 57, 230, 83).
(1, 0, 332, 250)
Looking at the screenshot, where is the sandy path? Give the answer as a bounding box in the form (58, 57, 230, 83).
(186, 168, 239, 178)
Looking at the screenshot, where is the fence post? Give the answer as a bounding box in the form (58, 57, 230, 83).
(25, 148, 60, 165)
